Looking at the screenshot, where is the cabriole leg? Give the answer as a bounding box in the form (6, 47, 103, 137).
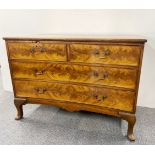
(14, 98, 26, 120)
(119, 112, 136, 141)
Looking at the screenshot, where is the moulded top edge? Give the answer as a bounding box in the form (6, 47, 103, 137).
(3, 34, 147, 43)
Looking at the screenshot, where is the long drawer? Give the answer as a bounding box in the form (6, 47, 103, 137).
(14, 80, 135, 112)
(69, 44, 141, 66)
(7, 41, 66, 61)
(11, 61, 137, 89)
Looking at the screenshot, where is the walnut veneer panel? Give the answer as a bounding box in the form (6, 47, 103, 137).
(11, 61, 137, 89)
(7, 42, 66, 61)
(14, 80, 135, 112)
(69, 44, 141, 66)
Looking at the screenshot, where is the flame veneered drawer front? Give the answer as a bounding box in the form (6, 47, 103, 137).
(69, 44, 141, 66)
(11, 62, 137, 89)
(14, 80, 135, 112)
(7, 41, 66, 61)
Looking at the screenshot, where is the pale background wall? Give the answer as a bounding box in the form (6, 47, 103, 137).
(0, 10, 155, 108)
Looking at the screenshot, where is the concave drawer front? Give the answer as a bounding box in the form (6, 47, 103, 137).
(69, 44, 141, 66)
(7, 41, 66, 61)
(11, 62, 137, 89)
(14, 80, 135, 112)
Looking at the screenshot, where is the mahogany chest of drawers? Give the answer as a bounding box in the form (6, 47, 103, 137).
(4, 35, 147, 141)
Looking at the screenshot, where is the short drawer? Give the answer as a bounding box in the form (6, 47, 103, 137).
(69, 44, 141, 66)
(14, 80, 135, 112)
(7, 41, 66, 61)
(11, 62, 137, 89)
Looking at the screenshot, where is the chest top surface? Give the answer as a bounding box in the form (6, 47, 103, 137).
(3, 34, 147, 43)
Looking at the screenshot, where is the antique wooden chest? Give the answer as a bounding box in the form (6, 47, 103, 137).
(4, 35, 147, 141)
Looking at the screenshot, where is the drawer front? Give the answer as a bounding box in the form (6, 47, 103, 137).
(7, 41, 66, 61)
(14, 80, 135, 112)
(11, 62, 137, 89)
(69, 44, 141, 66)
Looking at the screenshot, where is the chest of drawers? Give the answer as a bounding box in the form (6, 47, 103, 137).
(4, 35, 147, 141)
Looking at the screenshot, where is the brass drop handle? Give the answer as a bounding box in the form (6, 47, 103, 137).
(94, 50, 99, 55)
(30, 48, 35, 54)
(97, 95, 107, 101)
(99, 49, 110, 59)
(93, 71, 99, 77)
(34, 69, 45, 75)
(104, 49, 110, 56)
(92, 94, 98, 99)
(35, 88, 47, 94)
(99, 71, 109, 80)
(40, 48, 45, 53)
(92, 94, 107, 101)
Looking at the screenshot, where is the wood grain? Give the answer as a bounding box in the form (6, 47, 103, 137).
(7, 41, 66, 61)
(14, 80, 135, 112)
(69, 44, 141, 66)
(11, 61, 137, 89)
